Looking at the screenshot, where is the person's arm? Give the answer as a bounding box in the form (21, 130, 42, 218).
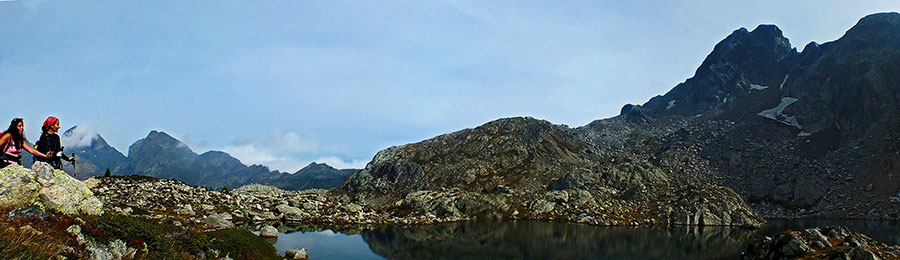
(0, 133, 10, 150)
(23, 141, 50, 159)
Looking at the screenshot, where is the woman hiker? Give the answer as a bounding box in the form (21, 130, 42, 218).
(33, 116, 75, 170)
(1, 118, 51, 168)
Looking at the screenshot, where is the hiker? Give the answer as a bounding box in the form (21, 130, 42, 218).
(33, 116, 75, 169)
(1, 118, 51, 168)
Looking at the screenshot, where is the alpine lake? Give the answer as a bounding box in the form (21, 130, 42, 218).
(245, 219, 900, 260)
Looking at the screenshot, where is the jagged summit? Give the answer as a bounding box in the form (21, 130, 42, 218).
(642, 23, 798, 117)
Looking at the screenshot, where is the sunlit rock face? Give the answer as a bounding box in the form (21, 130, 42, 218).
(0, 162, 103, 215)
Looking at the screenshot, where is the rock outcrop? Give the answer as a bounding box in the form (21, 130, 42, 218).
(344, 12, 900, 223)
(742, 226, 900, 259)
(0, 162, 103, 215)
(342, 116, 764, 227)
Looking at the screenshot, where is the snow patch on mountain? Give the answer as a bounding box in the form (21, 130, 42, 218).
(758, 97, 802, 129)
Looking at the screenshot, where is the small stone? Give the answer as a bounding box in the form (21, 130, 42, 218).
(8, 205, 50, 220)
(293, 248, 308, 260)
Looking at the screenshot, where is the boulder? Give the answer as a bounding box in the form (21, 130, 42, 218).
(276, 204, 303, 215)
(173, 205, 195, 216)
(0, 164, 42, 207)
(203, 213, 234, 228)
(285, 248, 308, 260)
(259, 225, 278, 238)
(0, 163, 103, 215)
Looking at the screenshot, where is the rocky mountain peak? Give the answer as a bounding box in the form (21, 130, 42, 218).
(128, 130, 195, 158)
(696, 24, 793, 76)
(641, 23, 798, 117)
(843, 12, 900, 40)
(298, 162, 337, 173)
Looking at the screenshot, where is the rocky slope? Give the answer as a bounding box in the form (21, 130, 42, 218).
(343, 117, 764, 227)
(343, 12, 900, 223)
(741, 226, 900, 259)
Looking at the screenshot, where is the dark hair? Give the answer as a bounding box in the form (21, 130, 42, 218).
(4, 118, 25, 149)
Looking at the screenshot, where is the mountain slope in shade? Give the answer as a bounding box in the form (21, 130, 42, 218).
(255, 162, 358, 190)
(61, 126, 128, 178)
(104, 130, 358, 190)
(344, 12, 900, 220)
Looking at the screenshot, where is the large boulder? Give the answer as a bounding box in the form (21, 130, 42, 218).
(0, 162, 103, 215)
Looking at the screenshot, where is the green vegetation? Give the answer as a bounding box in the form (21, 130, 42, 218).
(0, 206, 280, 259)
(209, 228, 281, 260)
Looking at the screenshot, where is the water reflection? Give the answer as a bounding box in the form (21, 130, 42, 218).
(264, 219, 900, 260)
(361, 221, 753, 260)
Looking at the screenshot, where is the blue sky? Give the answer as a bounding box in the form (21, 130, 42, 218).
(0, 0, 896, 172)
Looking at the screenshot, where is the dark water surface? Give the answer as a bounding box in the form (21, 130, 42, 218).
(265, 219, 900, 260)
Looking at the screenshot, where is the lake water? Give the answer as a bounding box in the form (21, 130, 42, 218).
(261, 219, 900, 260)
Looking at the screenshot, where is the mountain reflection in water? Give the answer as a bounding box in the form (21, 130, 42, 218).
(361, 221, 751, 260)
(264, 219, 900, 260)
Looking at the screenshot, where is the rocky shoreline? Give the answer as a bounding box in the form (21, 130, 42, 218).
(742, 226, 900, 259)
(88, 174, 765, 228)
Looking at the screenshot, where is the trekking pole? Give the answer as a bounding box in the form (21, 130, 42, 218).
(72, 153, 77, 178)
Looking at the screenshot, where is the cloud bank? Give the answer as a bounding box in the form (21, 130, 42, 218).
(222, 131, 367, 172)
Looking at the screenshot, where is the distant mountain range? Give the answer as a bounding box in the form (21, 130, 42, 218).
(24, 128, 358, 190)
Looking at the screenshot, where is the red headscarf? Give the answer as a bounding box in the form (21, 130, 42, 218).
(43, 116, 59, 127)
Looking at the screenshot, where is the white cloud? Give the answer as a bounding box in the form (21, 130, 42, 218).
(221, 144, 308, 173)
(60, 124, 98, 148)
(221, 132, 365, 172)
(222, 144, 367, 172)
(312, 156, 368, 170)
(230, 131, 318, 154)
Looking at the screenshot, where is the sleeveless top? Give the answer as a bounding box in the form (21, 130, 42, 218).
(3, 136, 23, 164)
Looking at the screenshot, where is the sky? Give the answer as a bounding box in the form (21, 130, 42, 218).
(0, 1, 896, 172)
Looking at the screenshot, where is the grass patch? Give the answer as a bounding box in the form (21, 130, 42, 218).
(0, 225, 65, 260)
(209, 228, 280, 260)
(82, 214, 215, 259)
(1, 206, 280, 259)
(0, 206, 83, 259)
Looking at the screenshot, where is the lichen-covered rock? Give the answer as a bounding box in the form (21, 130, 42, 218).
(0, 163, 103, 215)
(0, 164, 42, 207)
(742, 226, 900, 260)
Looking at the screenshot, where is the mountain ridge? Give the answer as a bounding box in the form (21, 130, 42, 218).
(54, 128, 358, 190)
(342, 12, 900, 220)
